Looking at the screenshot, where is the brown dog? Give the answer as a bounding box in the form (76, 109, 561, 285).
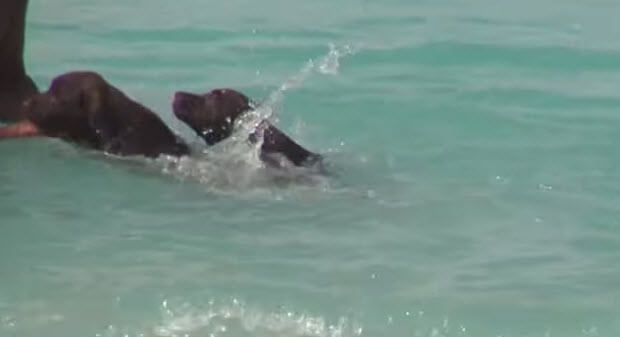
(173, 89, 321, 167)
(0, 0, 38, 122)
(0, 71, 189, 158)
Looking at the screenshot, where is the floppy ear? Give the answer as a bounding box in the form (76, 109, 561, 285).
(84, 87, 120, 143)
(80, 88, 102, 115)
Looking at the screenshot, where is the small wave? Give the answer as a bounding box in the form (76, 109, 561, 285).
(153, 141, 330, 195)
(91, 298, 363, 337)
(153, 299, 363, 337)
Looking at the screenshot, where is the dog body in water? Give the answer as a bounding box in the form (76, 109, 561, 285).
(1, 71, 321, 171)
(0, 71, 189, 158)
(173, 89, 321, 168)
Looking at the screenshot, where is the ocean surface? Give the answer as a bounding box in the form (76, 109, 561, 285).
(2, 0, 620, 336)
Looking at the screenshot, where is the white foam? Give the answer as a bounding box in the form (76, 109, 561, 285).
(152, 299, 363, 337)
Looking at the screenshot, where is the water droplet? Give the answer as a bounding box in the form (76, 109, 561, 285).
(538, 183, 553, 191)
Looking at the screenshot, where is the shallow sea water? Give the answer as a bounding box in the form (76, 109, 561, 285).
(2, 0, 620, 336)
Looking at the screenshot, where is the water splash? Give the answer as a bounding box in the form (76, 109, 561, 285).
(91, 299, 363, 337)
(152, 299, 363, 337)
(153, 142, 329, 196)
(259, 43, 357, 121)
(234, 43, 357, 139)
(153, 44, 357, 193)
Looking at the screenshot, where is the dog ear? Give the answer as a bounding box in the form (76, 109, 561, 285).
(83, 87, 121, 143)
(80, 87, 102, 115)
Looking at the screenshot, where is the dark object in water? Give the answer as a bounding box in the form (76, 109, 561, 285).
(1, 71, 189, 158)
(173, 89, 321, 167)
(0, 0, 38, 122)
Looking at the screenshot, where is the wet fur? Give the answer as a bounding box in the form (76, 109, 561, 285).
(0, 0, 38, 122)
(15, 71, 189, 158)
(173, 89, 321, 167)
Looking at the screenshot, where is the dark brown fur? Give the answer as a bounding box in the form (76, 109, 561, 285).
(17, 71, 189, 157)
(0, 0, 38, 122)
(173, 89, 321, 167)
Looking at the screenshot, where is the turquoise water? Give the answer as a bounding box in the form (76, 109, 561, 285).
(2, 0, 620, 336)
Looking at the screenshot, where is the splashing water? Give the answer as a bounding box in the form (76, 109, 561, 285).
(90, 299, 363, 337)
(154, 44, 357, 192)
(253, 43, 357, 124)
(151, 299, 363, 337)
